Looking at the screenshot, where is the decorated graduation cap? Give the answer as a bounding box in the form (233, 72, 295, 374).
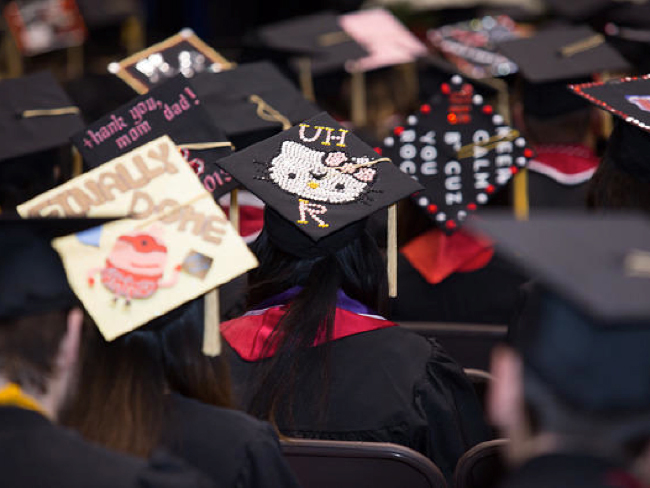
(108, 28, 235, 94)
(0, 71, 83, 162)
(338, 8, 427, 73)
(255, 12, 368, 76)
(0, 217, 114, 320)
(471, 212, 650, 412)
(382, 74, 534, 233)
(498, 26, 631, 119)
(71, 76, 237, 200)
(217, 112, 422, 294)
(189, 62, 319, 149)
(428, 15, 520, 80)
(218, 111, 422, 241)
(18, 136, 258, 355)
(570, 75, 650, 182)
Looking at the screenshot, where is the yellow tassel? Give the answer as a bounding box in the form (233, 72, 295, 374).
(0, 383, 46, 416)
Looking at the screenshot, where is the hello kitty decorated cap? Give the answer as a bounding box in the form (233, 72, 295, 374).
(217, 112, 422, 256)
(382, 74, 536, 234)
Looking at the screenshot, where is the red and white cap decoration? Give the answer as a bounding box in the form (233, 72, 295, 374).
(381, 74, 533, 233)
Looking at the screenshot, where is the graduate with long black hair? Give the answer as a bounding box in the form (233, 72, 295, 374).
(217, 113, 491, 482)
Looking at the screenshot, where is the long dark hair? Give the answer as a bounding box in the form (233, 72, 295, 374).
(63, 297, 232, 457)
(244, 228, 387, 425)
(587, 155, 650, 214)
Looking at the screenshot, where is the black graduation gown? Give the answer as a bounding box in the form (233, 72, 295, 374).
(392, 253, 528, 325)
(499, 453, 639, 488)
(527, 171, 590, 210)
(225, 326, 492, 483)
(163, 393, 301, 488)
(0, 406, 214, 488)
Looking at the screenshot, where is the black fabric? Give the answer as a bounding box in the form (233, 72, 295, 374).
(225, 326, 492, 484)
(163, 393, 301, 488)
(527, 171, 590, 209)
(264, 207, 366, 258)
(605, 119, 650, 183)
(0, 406, 213, 488)
(522, 80, 592, 119)
(0, 72, 84, 162)
(541, 0, 612, 20)
(497, 26, 629, 84)
(190, 62, 319, 150)
(382, 74, 533, 233)
(392, 253, 528, 325)
(71, 76, 237, 199)
(499, 453, 632, 488)
(0, 217, 114, 319)
(217, 112, 422, 242)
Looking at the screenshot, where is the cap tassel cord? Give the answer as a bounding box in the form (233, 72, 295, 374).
(249, 94, 292, 130)
(456, 130, 520, 159)
(318, 31, 353, 47)
(177, 142, 234, 151)
(229, 189, 240, 232)
(558, 34, 605, 58)
(387, 203, 398, 298)
(625, 250, 650, 278)
(21, 107, 81, 118)
(203, 288, 221, 356)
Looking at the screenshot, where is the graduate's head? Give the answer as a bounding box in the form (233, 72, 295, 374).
(0, 219, 106, 419)
(587, 120, 650, 214)
(571, 76, 650, 214)
(480, 215, 650, 467)
(65, 295, 232, 457)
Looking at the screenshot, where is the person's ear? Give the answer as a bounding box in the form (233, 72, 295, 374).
(488, 345, 524, 433)
(56, 308, 84, 374)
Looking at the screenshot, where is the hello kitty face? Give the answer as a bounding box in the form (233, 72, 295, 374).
(268, 141, 376, 204)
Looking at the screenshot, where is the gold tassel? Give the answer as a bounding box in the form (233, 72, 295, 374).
(229, 189, 239, 232)
(249, 95, 292, 130)
(202, 289, 221, 357)
(21, 107, 80, 118)
(387, 203, 398, 298)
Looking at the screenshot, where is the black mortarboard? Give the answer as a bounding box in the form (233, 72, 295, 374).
(189, 62, 319, 149)
(498, 26, 630, 119)
(76, 0, 141, 27)
(541, 0, 611, 20)
(108, 29, 235, 94)
(570, 75, 650, 182)
(0, 71, 83, 162)
(497, 26, 630, 84)
(382, 74, 534, 233)
(428, 15, 520, 80)
(254, 12, 368, 75)
(470, 212, 650, 412)
(0, 217, 113, 319)
(217, 112, 422, 255)
(71, 76, 237, 199)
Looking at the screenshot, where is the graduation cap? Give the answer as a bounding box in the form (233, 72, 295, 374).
(0, 217, 114, 320)
(189, 61, 319, 150)
(381, 74, 534, 233)
(108, 28, 235, 94)
(71, 76, 237, 200)
(470, 212, 650, 412)
(254, 12, 368, 76)
(338, 8, 427, 73)
(217, 112, 421, 295)
(498, 26, 631, 119)
(541, 0, 612, 20)
(428, 15, 520, 80)
(18, 136, 258, 355)
(0, 71, 84, 209)
(570, 75, 650, 182)
(0, 71, 83, 162)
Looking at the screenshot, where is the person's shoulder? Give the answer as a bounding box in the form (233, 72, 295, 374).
(335, 324, 433, 361)
(10, 419, 211, 488)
